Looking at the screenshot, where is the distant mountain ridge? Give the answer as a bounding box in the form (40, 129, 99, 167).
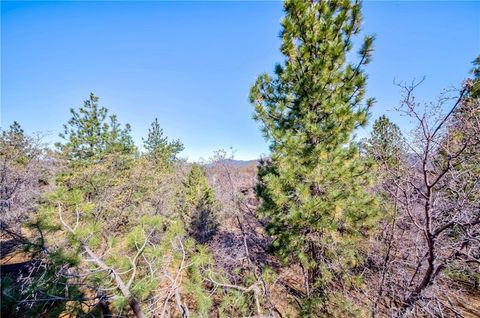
(205, 159, 258, 168)
(223, 159, 258, 167)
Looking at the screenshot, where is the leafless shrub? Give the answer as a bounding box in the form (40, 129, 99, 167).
(366, 79, 479, 317)
(0, 123, 57, 231)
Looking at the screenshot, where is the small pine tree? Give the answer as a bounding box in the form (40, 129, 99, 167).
(2, 121, 25, 145)
(249, 0, 379, 313)
(362, 115, 406, 167)
(143, 118, 184, 164)
(57, 93, 135, 162)
(181, 164, 219, 243)
(1, 122, 30, 163)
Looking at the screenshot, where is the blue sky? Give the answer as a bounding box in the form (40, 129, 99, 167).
(2, 1, 479, 160)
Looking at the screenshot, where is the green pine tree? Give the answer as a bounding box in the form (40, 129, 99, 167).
(2, 121, 25, 145)
(362, 115, 406, 168)
(57, 93, 135, 162)
(249, 0, 379, 314)
(143, 118, 184, 163)
(0, 122, 30, 165)
(181, 164, 219, 243)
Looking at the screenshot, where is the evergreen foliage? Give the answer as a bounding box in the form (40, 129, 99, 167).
(181, 164, 219, 243)
(362, 115, 406, 168)
(249, 0, 379, 312)
(1, 122, 31, 165)
(143, 118, 184, 163)
(57, 93, 135, 162)
(21, 97, 215, 317)
(471, 55, 480, 98)
(3, 8, 478, 318)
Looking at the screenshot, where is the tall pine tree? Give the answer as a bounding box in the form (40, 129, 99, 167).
(249, 0, 378, 314)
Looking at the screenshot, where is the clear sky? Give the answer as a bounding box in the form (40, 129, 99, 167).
(2, 1, 479, 160)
